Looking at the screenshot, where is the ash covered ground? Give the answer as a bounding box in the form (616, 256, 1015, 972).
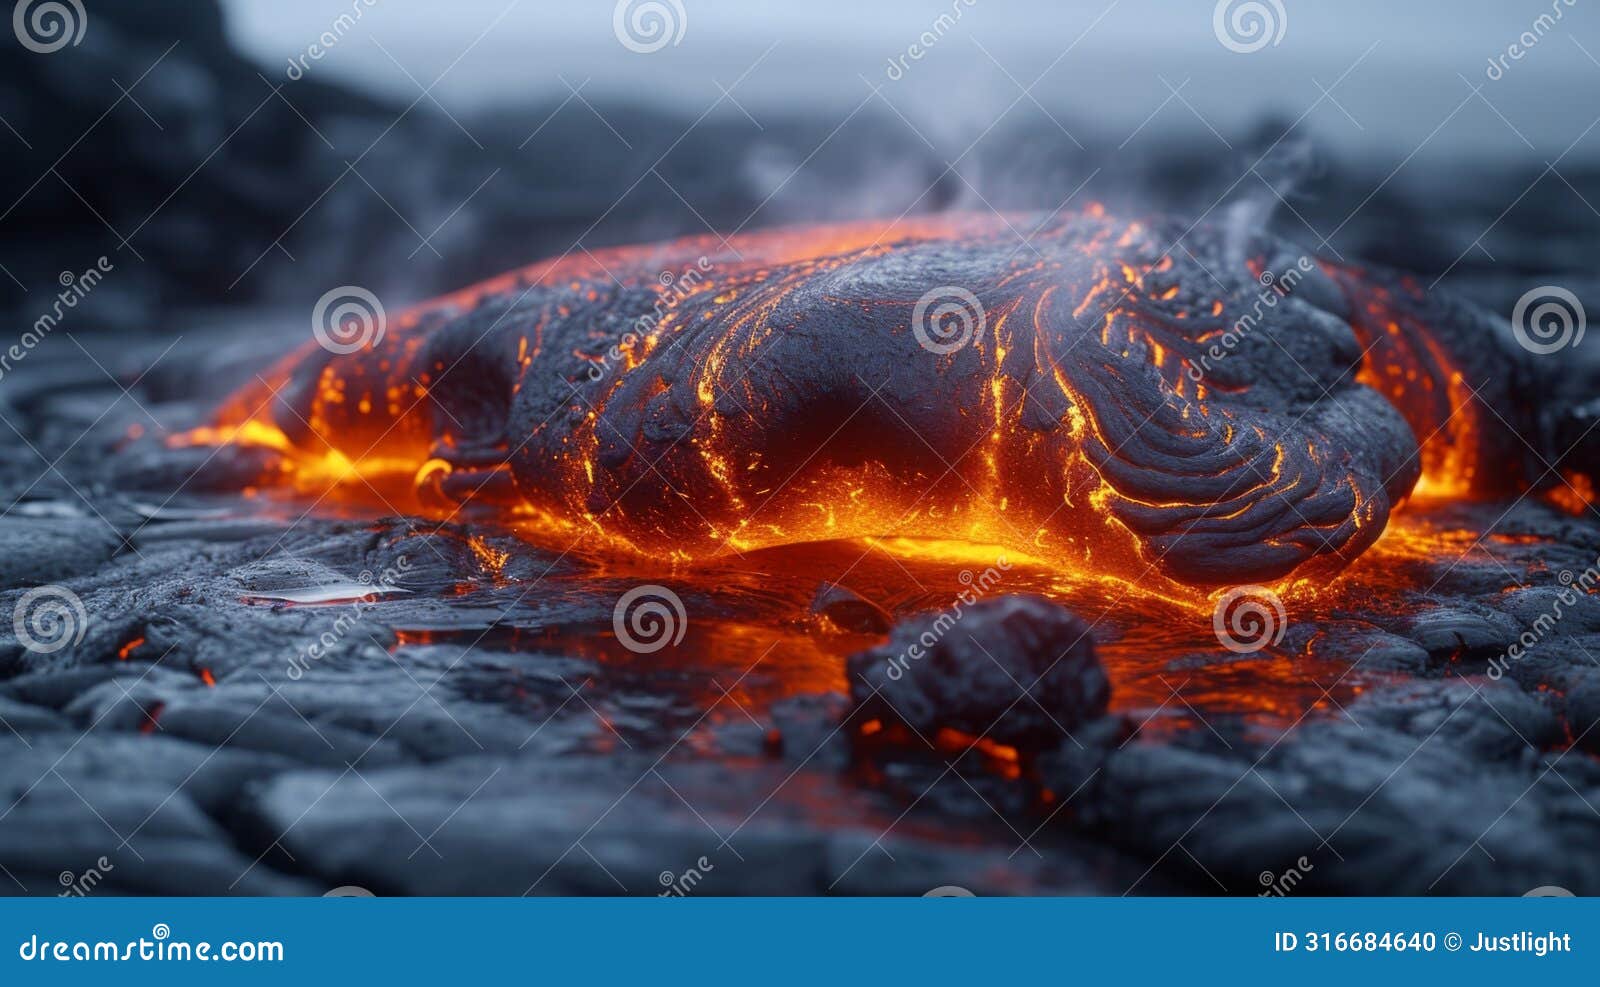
(1, 3, 1599, 896)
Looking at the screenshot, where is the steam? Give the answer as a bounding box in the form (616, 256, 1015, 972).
(730, 96, 1320, 266)
(1216, 133, 1316, 268)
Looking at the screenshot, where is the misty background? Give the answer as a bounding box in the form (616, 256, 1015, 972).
(1, 0, 1596, 340)
(225, 0, 1597, 158)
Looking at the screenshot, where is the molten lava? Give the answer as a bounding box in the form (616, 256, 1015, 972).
(186, 209, 1522, 593)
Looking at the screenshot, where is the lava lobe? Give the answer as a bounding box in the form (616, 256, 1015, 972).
(201, 209, 1524, 589)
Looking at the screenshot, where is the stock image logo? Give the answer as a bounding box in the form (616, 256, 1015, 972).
(17, 924, 285, 963)
(312, 286, 386, 354)
(1259, 856, 1314, 897)
(1484, 0, 1578, 81)
(284, 0, 378, 80)
(58, 856, 114, 897)
(1184, 257, 1314, 383)
(12, 0, 86, 54)
(584, 257, 713, 382)
(1211, 585, 1287, 653)
(284, 558, 413, 680)
(12, 584, 87, 654)
(613, 584, 687, 654)
(2, 256, 112, 383)
(658, 856, 715, 897)
(1212, 0, 1286, 53)
(912, 285, 985, 354)
(1510, 285, 1586, 355)
(613, 0, 686, 54)
(883, 0, 978, 81)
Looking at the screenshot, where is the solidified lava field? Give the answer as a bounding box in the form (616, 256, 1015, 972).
(2, 2, 1600, 898)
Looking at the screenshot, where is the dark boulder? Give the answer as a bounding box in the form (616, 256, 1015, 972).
(846, 594, 1108, 750)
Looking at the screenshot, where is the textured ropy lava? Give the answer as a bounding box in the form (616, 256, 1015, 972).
(193, 209, 1532, 590)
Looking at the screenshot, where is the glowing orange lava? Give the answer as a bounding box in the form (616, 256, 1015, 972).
(184, 211, 1499, 597)
(1331, 269, 1481, 500)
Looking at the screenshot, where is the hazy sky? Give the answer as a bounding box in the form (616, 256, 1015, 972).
(222, 0, 1600, 161)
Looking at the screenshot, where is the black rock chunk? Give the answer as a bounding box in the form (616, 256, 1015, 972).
(1394, 604, 1522, 666)
(847, 594, 1108, 750)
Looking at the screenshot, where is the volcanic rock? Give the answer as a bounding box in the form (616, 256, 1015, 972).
(847, 594, 1109, 750)
(1055, 680, 1594, 895)
(197, 209, 1535, 589)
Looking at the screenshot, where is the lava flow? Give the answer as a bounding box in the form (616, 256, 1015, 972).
(182, 208, 1530, 597)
